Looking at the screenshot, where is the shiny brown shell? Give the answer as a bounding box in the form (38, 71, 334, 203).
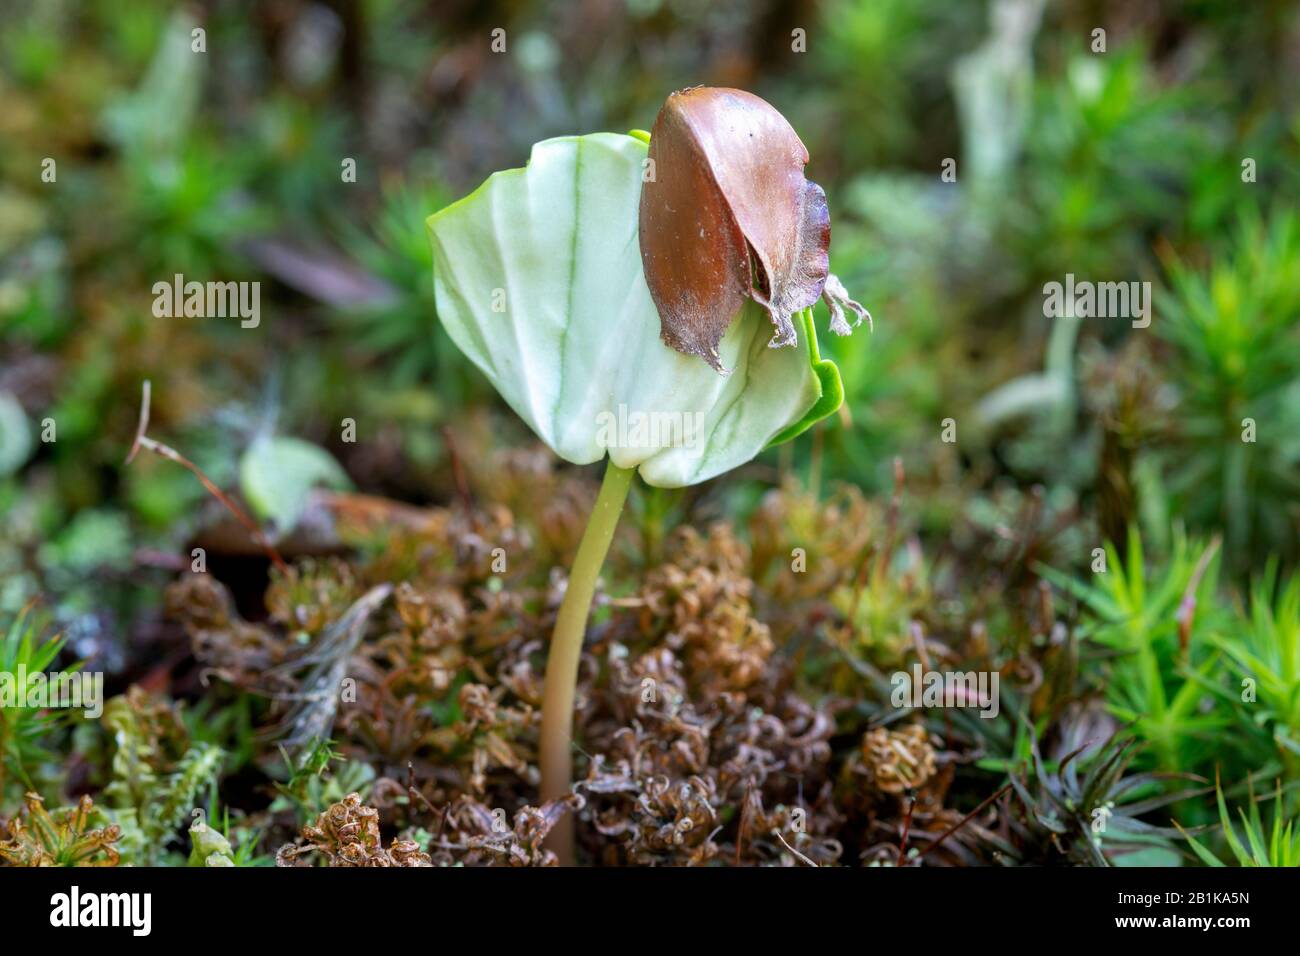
(639, 87, 831, 372)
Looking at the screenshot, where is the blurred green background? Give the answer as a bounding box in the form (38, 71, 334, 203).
(1, 0, 1298, 665)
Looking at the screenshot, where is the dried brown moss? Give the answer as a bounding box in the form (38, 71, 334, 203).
(278, 792, 431, 867)
(164, 458, 1009, 866)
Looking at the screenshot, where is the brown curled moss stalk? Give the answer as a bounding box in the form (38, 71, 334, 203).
(539, 460, 635, 865)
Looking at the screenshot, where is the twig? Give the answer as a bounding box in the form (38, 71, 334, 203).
(125, 380, 289, 573)
(910, 621, 932, 672)
(877, 456, 906, 582)
(735, 785, 751, 866)
(896, 793, 915, 866)
(1037, 579, 1054, 635)
(441, 425, 475, 515)
(1177, 535, 1222, 654)
(775, 831, 818, 867)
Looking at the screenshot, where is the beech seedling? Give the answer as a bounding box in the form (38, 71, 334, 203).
(426, 87, 868, 863)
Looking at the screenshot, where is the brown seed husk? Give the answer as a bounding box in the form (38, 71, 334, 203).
(639, 87, 831, 371)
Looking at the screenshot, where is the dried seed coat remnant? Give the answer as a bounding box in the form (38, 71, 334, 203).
(639, 87, 867, 372)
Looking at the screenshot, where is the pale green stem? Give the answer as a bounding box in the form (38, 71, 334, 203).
(540, 459, 635, 865)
